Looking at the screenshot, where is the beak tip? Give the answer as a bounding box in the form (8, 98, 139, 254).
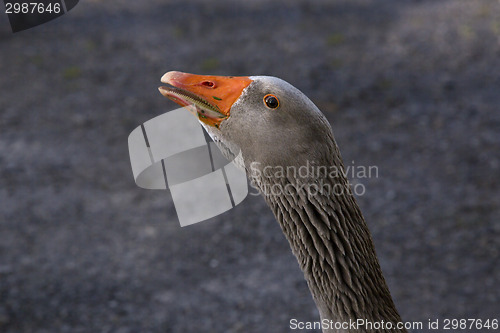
(161, 71, 183, 84)
(158, 86, 166, 95)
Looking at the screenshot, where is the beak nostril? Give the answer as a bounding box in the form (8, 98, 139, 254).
(201, 81, 216, 88)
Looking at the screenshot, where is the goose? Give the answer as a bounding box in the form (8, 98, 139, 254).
(158, 71, 406, 333)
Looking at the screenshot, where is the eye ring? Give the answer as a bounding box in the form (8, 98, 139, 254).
(263, 94, 280, 109)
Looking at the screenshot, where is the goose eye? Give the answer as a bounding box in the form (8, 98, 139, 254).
(263, 94, 280, 109)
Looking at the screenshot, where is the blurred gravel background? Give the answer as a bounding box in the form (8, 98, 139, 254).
(1, 0, 499, 332)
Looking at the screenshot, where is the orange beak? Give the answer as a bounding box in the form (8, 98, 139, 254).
(159, 71, 252, 128)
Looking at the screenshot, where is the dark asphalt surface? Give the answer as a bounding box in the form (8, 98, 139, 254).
(1, 0, 499, 332)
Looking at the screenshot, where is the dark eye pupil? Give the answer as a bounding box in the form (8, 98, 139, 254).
(265, 96, 279, 108)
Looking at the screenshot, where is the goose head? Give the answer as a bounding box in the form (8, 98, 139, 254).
(159, 71, 338, 177)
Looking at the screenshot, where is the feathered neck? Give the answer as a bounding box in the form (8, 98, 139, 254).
(249, 149, 406, 333)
